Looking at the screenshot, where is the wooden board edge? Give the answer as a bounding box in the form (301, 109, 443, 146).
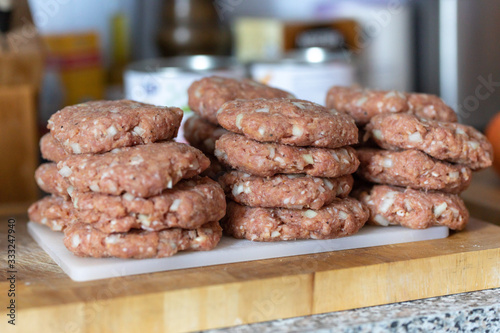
(8, 274, 314, 332)
(8, 245, 500, 332)
(312, 247, 500, 313)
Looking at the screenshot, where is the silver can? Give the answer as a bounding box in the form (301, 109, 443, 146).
(125, 55, 245, 109)
(250, 47, 356, 105)
(125, 55, 245, 141)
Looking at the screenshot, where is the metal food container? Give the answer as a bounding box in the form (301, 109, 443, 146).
(124, 55, 245, 110)
(250, 47, 356, 104)
(125, 55, 245, 141)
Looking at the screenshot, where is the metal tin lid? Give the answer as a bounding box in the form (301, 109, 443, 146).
(283, 47, 350, 64)
(250, 47, 351, 66)
(126, 55, 243, 74)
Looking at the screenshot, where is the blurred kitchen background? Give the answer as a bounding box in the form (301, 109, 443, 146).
(1, 0, 500, 210)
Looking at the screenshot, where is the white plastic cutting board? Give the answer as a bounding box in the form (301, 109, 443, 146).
(28, 222, 449, 282)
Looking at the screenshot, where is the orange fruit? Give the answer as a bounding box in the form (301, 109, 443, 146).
(485, 112, 500, 175)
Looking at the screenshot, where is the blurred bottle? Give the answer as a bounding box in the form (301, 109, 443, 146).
(158, 0, 231, 56)
(109, 12, 130, 86)
(107, 12, 130, 99)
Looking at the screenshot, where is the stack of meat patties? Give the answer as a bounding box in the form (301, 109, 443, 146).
(213, 97, 370, 241)
(28, 100, 226, 258)
(326, 86, 494, 230)
(184, 76, 294, 179)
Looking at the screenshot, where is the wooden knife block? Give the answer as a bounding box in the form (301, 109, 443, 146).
(0, 85, 38, 213)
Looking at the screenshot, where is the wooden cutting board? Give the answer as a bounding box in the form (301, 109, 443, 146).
(462, 168, 500, 225)
(1, 215, 500, 333)
(0, 216, 500, 333)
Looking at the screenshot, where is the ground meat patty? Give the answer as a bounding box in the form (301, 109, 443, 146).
(183, 114, 228, 155)
(215, 133, 359, 178)
(223, 198, 369, 241)
(406, 93, 457, 122)
(219, 171, 353, 209)
(28, 195, 75, 231)
(35, 163, 71, 198)
(366, 113, 493, 170)
(357, 148, 472, 194)
(354, 185, 469, 230)
(200, 155, 226, 180)
(57, 141, 210, 197)
(40, 133, 70, 162)
(217, 98, 357, 148)
(187, 76, 294, 124)
(63, 221, 222, 258)
(69, 177, 226, 233)
(326, 87, 457, 125)
(48, 100, 183, 154)
(326, 86, 408, 125)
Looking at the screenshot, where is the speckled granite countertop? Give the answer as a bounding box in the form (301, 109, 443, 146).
(202, 288, 500, 332)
